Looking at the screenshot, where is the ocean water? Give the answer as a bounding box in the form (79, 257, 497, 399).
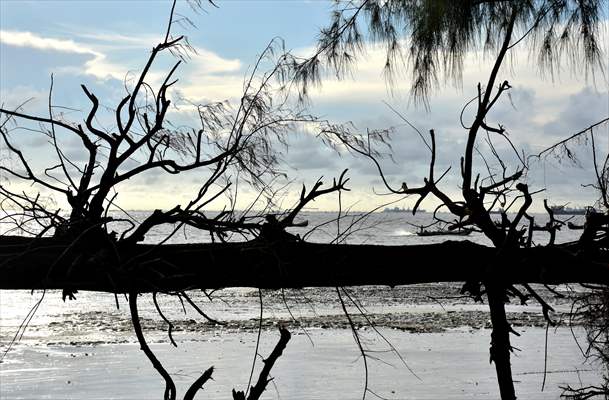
(111, 210, 587, 246)
(0, 210, 601, 399)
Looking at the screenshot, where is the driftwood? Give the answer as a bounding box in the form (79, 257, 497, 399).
(1, 236, 607, 293)
(416, 228, 472, 237)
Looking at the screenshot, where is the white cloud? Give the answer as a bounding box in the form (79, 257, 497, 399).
(0, 29, 244, 94)
(63, 28, 242, 74)
(176, 74, 244, 102)
(0, 30, 125, 81)
(294, 44, 407, 103)
(293, 35, 607, 112)
(1, 30, 98, 55)
(189, 48, 241, 74)
(66, 31, 160, 49)
(162, 45, 246, 102)
(56, 57, 127, 82)
(172, 47, 244, 101)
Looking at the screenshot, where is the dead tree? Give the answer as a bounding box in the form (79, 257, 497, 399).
(0, 1, 338, 398)
(303, 2, 608, 399)
(535, 110, 609, 399)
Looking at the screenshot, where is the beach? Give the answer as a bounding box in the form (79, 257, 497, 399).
(0, 283, 603, 399)
(1, 325, 600, 399)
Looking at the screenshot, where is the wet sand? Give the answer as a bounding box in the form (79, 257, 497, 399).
(1, 327, 601, 399)
(0, 284, 602, 399)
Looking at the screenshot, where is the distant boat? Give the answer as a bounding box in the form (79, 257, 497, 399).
(549, 205, 592, 215)
(416, 228, 472, 237)
(383, 206, 426, 213)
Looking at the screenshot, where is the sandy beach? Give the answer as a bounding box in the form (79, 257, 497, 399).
(1, 327, 601, 399)
(1, 284, 603, 399)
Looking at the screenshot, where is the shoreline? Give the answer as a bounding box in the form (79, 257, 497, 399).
(1, 284, 601, 398)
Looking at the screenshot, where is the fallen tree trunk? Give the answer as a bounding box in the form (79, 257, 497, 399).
(0, 236, 607, 292)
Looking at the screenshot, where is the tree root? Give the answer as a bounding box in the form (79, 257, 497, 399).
(232, 327, 291, 400)
(184, 366, 214, 400)
(129, 291, 177, 400)
(130, 291, 291, 400)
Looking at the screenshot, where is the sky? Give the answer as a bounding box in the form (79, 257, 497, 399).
(1, 0, 608, 213)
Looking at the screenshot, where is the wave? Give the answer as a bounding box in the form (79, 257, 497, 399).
(391, 229, 414, 236)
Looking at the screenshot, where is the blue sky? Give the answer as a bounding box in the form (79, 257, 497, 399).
(1, 0, 608, 212)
